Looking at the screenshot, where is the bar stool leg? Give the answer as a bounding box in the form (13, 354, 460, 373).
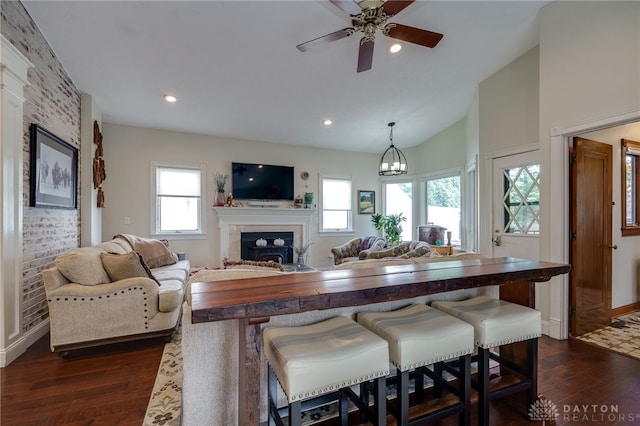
(397, 369, 410, 426)
(459, 354, 471, 426)
(339, 389, 348, 426)
(527, 338, 539, 407)
(288, 401, 302, 426)
(415, 367, 425, 403)
(374, 376, 386, 426)
(268, 366, 278, 426)
(478, 348, 491, 426)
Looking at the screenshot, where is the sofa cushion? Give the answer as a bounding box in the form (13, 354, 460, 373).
(158, 280, 184, 312)
(153, 269, 187, 284)
(100, 251, 160, 285)
(55, 247, 111, 286)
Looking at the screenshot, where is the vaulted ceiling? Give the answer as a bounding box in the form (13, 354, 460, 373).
(22, 0, 548, 153)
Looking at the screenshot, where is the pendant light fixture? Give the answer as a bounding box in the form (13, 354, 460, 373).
(378, 122, 408, 176)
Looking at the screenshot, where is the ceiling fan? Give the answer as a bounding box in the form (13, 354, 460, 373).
(296, 0, 443, 72)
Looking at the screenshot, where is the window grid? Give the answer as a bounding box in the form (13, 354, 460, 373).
(501, 164, 540, 234)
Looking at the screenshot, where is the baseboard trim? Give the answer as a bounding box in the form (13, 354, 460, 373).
(0, 319, 49, 367)
(544, 317, 564, 340)
(611, 302, 640, 320)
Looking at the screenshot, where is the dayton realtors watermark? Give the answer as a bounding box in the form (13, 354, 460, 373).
(529, 398, 640, 424)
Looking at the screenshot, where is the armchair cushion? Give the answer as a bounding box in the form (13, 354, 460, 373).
(363, 241, 430, 260)
(331, 236, 387, 265)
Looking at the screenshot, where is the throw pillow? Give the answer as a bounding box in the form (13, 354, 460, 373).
(100, 251, 160, 285)
(55, 246, 111, 286)
(222, 258, 285, 271)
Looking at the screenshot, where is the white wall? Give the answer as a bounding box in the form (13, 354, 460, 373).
(101, 123, 383, 269)
(80, 93, 103, 246)
(539, 0, 640, 337)
(405, 118, 468, 175)
(478, 46, 540, 256)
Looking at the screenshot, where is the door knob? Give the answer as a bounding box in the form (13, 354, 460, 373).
(492, 235, 502, 246)
(608, 244, 618, 250)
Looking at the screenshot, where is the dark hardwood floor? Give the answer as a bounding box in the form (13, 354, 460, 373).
(1, 334, 164, 426)
(2, 334, 640, 425)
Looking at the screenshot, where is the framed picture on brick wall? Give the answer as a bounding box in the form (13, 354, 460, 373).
(29, 124, 78, 209)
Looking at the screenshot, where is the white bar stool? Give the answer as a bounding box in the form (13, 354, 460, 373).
(432, 295, 541, 426)
(358, 304, 475, 426)
(263, 316, 389, 426)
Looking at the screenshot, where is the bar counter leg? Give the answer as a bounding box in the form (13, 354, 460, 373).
(238, 318, 262, 425)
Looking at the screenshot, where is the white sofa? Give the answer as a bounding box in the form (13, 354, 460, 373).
(42, 235, 189, 354)
(181, 252, 487, 425)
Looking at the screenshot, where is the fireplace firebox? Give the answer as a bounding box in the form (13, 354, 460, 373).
(240, 232, 294, 263)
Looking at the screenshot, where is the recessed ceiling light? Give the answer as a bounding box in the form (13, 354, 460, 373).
(163, 94, 177, 103)
(323, 119, 333, 126)
(389, 43, 402, 53)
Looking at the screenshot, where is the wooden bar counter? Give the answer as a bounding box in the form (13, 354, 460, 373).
(190, 257, 570, 425)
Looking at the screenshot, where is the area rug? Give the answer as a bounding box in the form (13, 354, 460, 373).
(576, 313, 640, 361)
(142, 330, 470, 426)
(142, 327, 182, 426)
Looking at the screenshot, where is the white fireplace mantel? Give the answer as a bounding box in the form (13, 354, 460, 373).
(212, 207, 317, 261)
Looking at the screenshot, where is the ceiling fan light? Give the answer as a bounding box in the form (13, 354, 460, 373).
(389, 43, 402, 53)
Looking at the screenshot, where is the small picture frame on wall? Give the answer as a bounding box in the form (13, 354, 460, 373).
(29, 124, 78, 209)
(358, 190, 375, 214)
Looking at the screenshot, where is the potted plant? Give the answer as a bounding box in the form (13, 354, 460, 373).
(292, 241, 313, 265)
(371, 213, 406, 247)
(214, 172, 228, 206)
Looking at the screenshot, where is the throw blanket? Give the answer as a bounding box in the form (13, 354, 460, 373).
(114, 234, 177, 269)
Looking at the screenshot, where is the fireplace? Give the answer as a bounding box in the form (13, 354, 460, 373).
(212, 207, 316, 264)
(241, 232, 294, 263)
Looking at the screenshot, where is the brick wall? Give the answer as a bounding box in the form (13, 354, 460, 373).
(1, 2, 81, 332)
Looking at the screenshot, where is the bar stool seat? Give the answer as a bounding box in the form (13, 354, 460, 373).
(358, 304, 474, 426)
(263, 316, 389, 426)
(432, 295, 542, 426)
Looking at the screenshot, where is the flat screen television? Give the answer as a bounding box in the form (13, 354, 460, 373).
(231, 162, 294, 201)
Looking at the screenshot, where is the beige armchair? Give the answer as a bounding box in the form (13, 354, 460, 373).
(330, 236, 387, 265)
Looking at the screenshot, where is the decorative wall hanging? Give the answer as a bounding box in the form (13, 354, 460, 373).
(93, 120, 106, 207)
(29, 124, 78, 209)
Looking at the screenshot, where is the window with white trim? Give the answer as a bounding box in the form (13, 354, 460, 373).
(152, 163, 204, 235)
(425, 174, 461, 245)
(320, 176, 352, 232)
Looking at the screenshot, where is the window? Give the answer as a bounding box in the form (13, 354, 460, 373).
(622, 139, 640, 236)
(384, 182, 413, 241)
(153, 163, 204, 235)
(500, 164, 539, 234)
(425, 174, 461, 245)
(321, 176, 352, 232)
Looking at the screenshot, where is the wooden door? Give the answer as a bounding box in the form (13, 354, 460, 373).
(570, 137, 613, 336)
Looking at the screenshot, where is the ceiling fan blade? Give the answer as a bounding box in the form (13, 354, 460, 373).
(296, 28, 353, 52)
(382, 0, 415, 16)
(357, 38, 374, 73)
(386, 23, 443, 48)
(329, 0, 362, 16)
